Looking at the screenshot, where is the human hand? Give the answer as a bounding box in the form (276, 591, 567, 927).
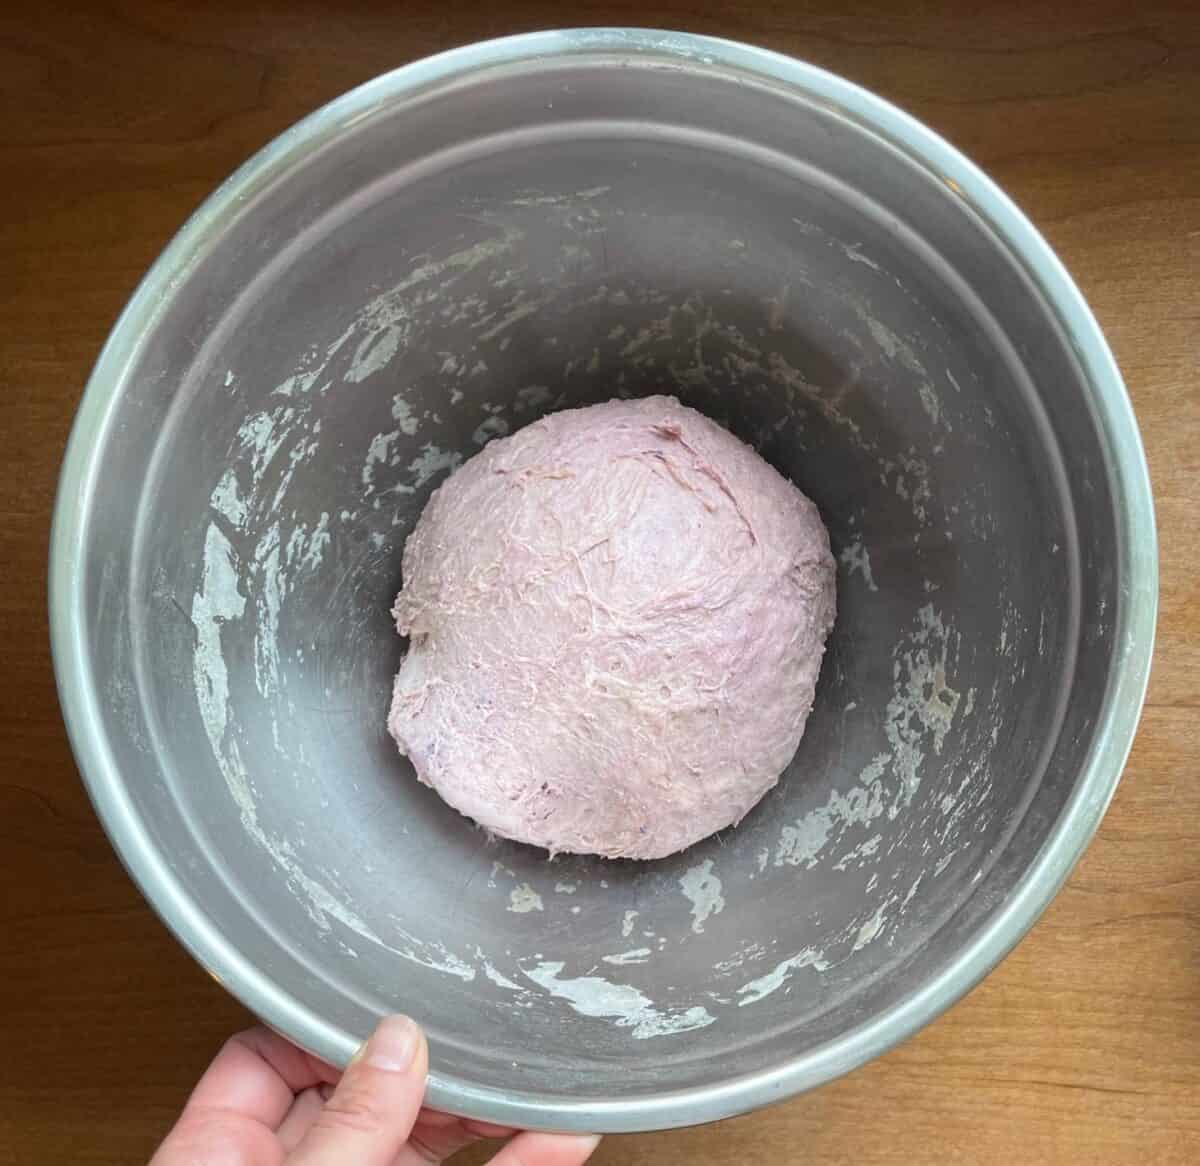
(151, 1015, 601, 1165)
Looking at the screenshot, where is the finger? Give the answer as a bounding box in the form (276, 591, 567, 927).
(150, 1109, 280, 1166)
(409, 1109, 513, 1136)
(396, 1109, 515, 1164)
(487, 1132, 602, 1166)
(151, 1027, 335, 1165)
(289, 1015, 427, 1166)
(188, 1026, 334, 1129)
(276, 1086, 328, 1152)
(463, 1119, 519, 1139)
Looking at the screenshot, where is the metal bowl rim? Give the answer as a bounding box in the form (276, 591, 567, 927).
(48, 27, 1158, 1133)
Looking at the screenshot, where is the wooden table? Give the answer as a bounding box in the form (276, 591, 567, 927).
(3, 3, 1197, 1162)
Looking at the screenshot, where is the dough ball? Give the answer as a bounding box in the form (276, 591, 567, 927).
(388, 396, 836, 859)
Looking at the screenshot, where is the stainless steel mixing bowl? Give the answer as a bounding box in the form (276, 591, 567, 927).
(51, 29, 1156, 1132)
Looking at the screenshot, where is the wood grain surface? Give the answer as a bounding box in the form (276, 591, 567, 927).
(2, 2, 1197, 1162)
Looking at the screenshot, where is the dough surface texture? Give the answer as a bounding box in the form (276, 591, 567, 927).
(388, 395, 836, 859)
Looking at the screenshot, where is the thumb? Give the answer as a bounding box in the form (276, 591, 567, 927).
(288, 1015, 427, 1166)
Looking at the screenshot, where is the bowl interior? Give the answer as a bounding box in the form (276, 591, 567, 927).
(71, 41, 1124, 1125)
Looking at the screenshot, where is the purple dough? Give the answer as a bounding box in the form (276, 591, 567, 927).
(388, 396, 836, 859)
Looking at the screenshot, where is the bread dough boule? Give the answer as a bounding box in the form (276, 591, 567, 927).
(388, 395, 836, 859)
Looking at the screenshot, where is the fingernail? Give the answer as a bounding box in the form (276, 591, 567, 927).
(362, 1014, 420, 1072)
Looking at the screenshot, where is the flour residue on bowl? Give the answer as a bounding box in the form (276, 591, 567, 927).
(386, 922, 476, 982)
(852, 900, 890, 952)
(736, 947, 828, 1007)
(191, 515, 391, 947)
(192, 524, 246, 754)
(524, 961, 715, 1040)
(773, 775, 887, 869)
(602, 948, 652, 966)
(194, 494, 487, 979)
(679, 859, 725, 934)
(508, 883, 545, 914)
(885, 604, 962, 815)
(188, 227, 557, 983)
(839, 538, 878, 591)
(192, 524, 390, 952)
(770, 602, 963, 885)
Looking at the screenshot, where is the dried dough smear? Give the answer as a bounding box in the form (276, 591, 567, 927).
(388, 395, 836, 859)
